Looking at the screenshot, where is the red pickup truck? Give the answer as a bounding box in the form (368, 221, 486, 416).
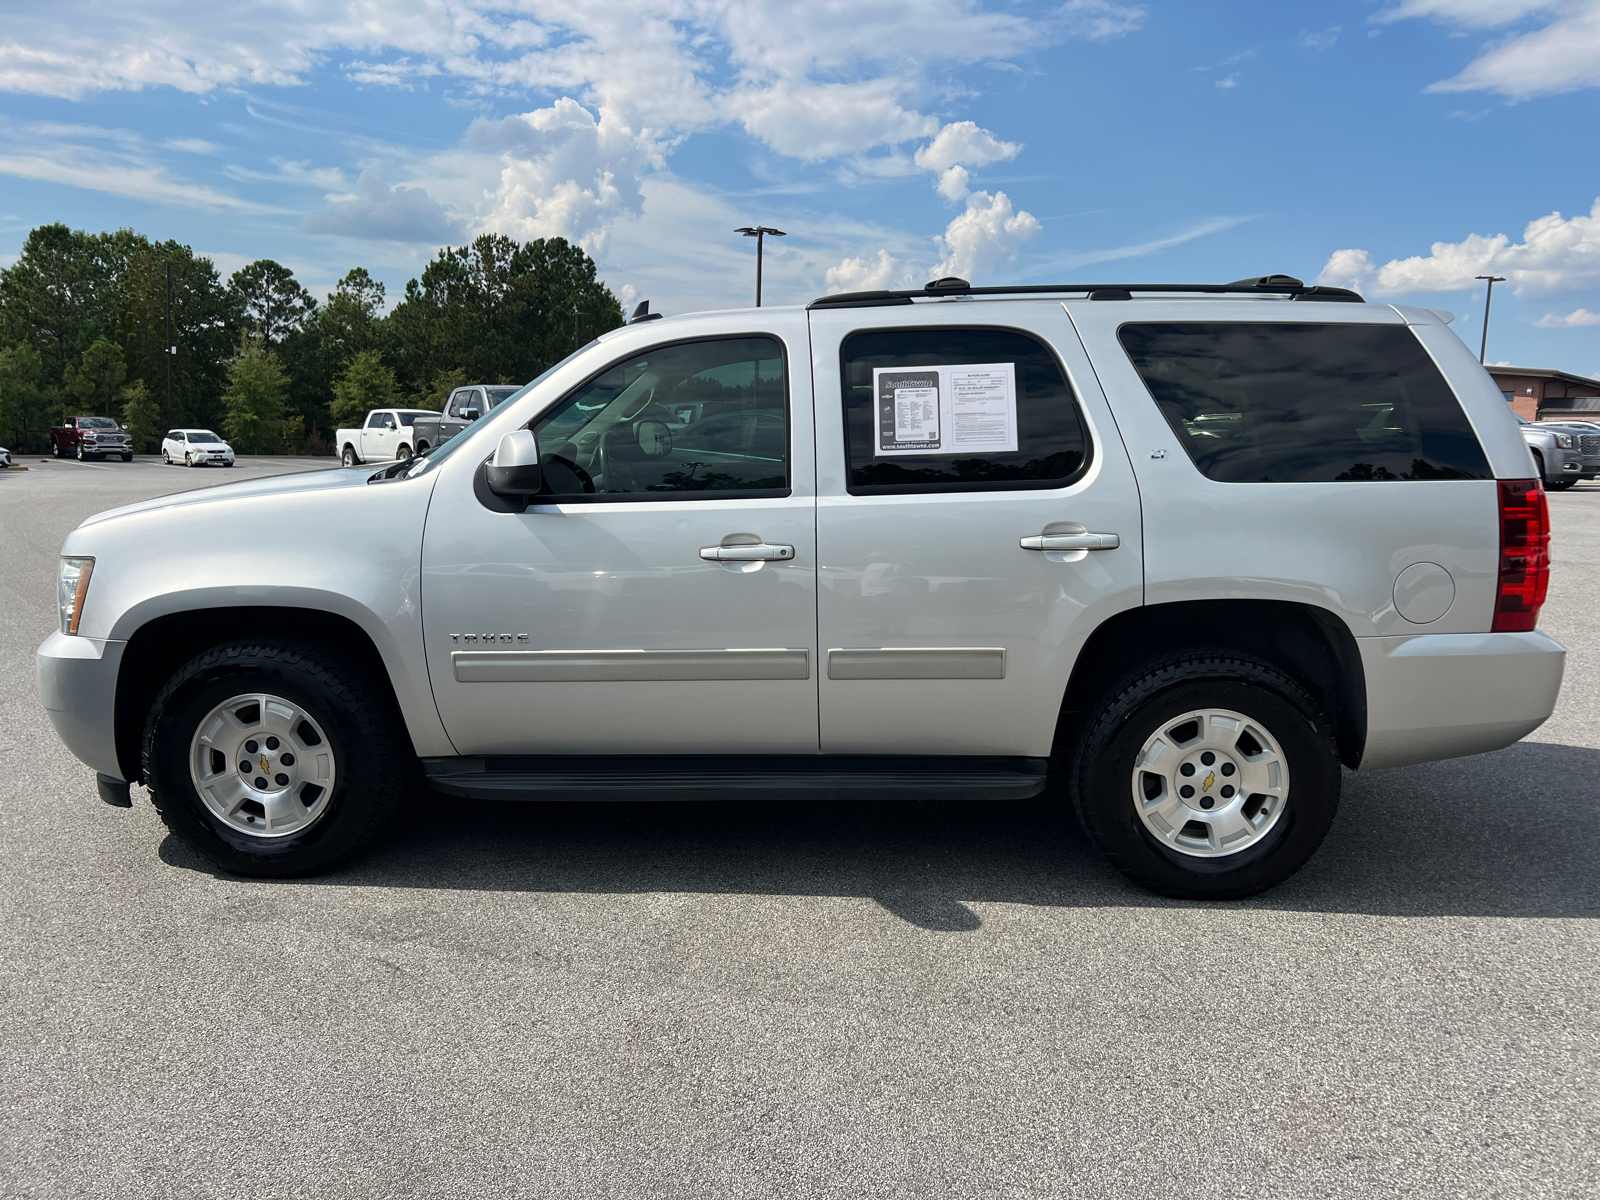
(51, 416, 133, 461)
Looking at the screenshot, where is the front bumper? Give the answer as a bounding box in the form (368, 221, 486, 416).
(191, 452, 234, 464)
(37, 631, 127, 780)
(1357, 630, 1566, 770)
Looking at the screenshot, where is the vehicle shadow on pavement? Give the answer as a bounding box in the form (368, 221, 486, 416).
(159, 739, 1600, 929)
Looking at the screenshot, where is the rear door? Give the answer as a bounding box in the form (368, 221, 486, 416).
(809, 302, 1145, 756)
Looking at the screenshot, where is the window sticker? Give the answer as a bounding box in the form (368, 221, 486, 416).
(872, 363, 1018, 456)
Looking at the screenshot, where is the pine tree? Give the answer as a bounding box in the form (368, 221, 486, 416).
(0, 341, 55, 453)
(221, 336, 288, 454)
(330, 349, 398, 429)
(118, 380, 163, 454)
(62, 337, 128, 416)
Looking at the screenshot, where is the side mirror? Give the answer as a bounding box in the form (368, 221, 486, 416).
(485, 430, 542, 503)
(461, 407, 480, 422)
(636, 419, 673, 458)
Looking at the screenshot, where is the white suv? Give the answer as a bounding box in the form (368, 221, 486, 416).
(36, 276, 1565, 899)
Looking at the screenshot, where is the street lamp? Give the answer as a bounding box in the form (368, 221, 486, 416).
(735, 226, 786, 307)
(1475, 274, 1507, 364)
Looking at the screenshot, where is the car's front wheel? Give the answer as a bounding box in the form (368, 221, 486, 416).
(1070, 652, 1340, 900)
(76, 443, 86, 461)
(1546, 476, 1579, 491)
(143, 639, 409, 877)
(121, 452, 132, 462)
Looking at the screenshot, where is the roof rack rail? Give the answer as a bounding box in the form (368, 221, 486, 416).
(808, 275, 1365, 309)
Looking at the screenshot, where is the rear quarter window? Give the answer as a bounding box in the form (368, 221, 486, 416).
(1117, 322, 1491, 482)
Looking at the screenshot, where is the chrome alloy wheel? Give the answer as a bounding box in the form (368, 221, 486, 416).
(188, 693, 336, 838)
(1131, 707, 1289, 858)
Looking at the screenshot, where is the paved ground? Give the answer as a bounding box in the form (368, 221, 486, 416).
(1, 456, 1596, 1199)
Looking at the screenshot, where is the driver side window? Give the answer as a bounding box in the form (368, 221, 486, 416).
(531, 336, 789, 500)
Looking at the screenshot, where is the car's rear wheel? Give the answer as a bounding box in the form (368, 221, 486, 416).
(162, 449, 171, 464)
(143, 639, 409, 877)
(341, 445, 358, 467)
(415, 441, 429, 456)
(1069, 652, 1340, 900)
(395, 444, 412, 462)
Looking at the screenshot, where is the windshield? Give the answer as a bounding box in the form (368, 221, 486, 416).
(396, 344, 597, 480)
(189, 431, 223, 443)
(80, 417, 118, 430)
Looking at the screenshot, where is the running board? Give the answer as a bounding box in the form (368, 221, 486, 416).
(420, 756, 1048, 803)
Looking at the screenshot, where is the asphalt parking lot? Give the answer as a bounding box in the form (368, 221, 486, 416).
(1, 456, 1597, 1199)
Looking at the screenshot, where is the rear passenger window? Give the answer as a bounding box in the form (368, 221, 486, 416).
(1118, 323, 1491, 483)
(841, 327, 1089, 494)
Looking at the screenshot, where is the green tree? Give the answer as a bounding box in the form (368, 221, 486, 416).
(0, 341, 55, 453)
(384, 234, 623, 396)
(330, 349, 398, 429)
(62, 337, 128, 415)
(221, 336, 288, 454)
(0, 224, 128, 386)
(414, 366, 469, 411)
(117, 241, 236, 432)
(118, 380, 163, 453)
(228, 260, 316, 350)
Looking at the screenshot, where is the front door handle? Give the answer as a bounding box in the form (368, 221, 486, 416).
(1020, 532, 1120, 552)
(700, 543, 796, 562)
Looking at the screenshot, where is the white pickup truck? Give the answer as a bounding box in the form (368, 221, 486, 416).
(336, 409, 439, 467)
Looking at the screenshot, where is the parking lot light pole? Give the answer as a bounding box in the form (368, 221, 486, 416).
(165, 261, 174, 427)
(1475, 274, 1507, 364)
(735, 226, 785, 306)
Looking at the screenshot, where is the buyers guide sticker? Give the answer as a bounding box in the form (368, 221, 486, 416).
(873, 363, 1018, 457)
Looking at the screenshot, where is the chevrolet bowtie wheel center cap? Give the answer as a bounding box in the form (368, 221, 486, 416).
(188, 693, 336, 839)
(1129, 706, 1291, 859)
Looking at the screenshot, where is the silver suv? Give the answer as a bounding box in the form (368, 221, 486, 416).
(37, 275, 1566, 899)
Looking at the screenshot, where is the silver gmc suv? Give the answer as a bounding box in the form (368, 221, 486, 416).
(37, 275, 1566, 899)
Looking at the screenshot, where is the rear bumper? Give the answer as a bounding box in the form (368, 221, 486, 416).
(37, 631, 127, 780)
(1357, 630, 1566, 770)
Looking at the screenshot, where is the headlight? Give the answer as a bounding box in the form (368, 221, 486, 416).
(1556, 433, 1575, 448)
(58, 557, 94, 635)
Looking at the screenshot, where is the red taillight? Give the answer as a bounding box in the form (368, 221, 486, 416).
(1493, 479, 1550, 632)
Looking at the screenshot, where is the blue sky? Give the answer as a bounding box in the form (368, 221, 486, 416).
(3, 0, 1598, 373)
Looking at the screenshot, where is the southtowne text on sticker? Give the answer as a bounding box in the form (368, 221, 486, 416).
(873, 363, 1019, 457)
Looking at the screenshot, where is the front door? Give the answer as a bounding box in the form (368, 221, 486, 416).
(422, 319, 819, 755)
(809, 306, 1145, 756)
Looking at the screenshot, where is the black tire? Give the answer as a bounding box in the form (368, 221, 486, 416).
(76, 442, 86, 461)
(1530, 450, 1545, 481)
(1069, 651, 1340, 900)
(143, 639, 410, 877)
(1546, 476, 1578, 491)
(341, 445, 358, 467)
(121, 452, 132, 462)
(51, 438, 63, 459)
(415, 441, 429, 456)
(395, 443, 412, 462)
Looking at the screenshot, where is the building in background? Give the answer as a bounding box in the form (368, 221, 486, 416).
(1488, 366, 1600, 422)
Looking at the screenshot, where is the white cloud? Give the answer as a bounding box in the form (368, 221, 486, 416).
(1376, 0, 1600, 98)
(1316, 247, 1377, 291)
(1216, 73, 1239, 88)
(913, 121, 1021, 175)
(471, 98, 660, 250)
(162, 137, 220, 154)
(1052, 0, 1147, 41)
(933, 189, 1042, 280)
(1299, 26, 1343, 49)
(300, 169, 463, 242)
(1534, 307, 1600, 327)
(1318, 199, 1600, 296)
(729, 80, 937, 161)
(825, 249, 916, 293)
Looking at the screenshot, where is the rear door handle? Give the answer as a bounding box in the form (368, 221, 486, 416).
(1020, 532, 1120, 551)
(700, 543, 796, 562)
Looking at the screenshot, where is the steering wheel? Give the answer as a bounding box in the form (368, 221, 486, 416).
(542, 452, 596, 494)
